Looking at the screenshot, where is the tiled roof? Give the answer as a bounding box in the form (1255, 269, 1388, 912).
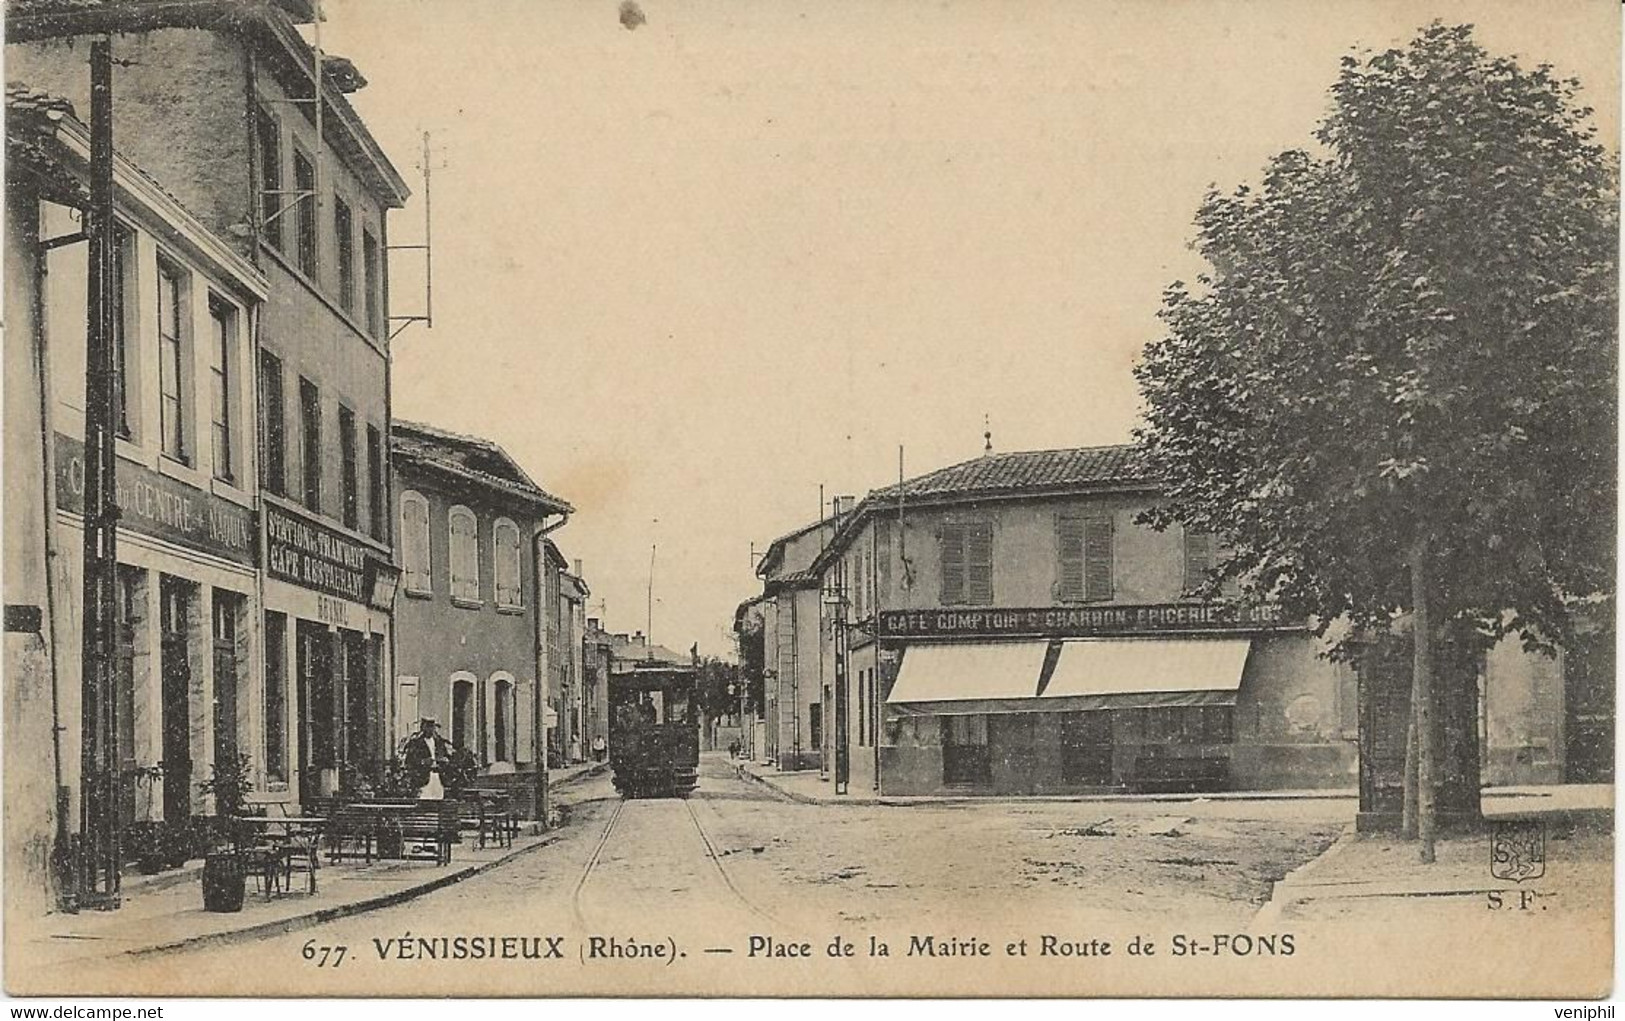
(6, 81, 75, 122)
(392, 420, 572, 514)
(870, 444, 1149, 502)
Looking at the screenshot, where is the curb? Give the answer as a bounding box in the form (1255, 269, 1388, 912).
(1252, 823, 1358, 928)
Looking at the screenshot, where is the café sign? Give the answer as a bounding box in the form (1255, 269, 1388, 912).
(55, 434, 255, 565)
(264, 502, 380, 604)
(876, 602, 1297, 639)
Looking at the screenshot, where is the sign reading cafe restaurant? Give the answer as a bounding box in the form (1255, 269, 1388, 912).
(264, 502, 376, 604)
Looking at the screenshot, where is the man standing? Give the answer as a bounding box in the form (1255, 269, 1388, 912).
(403, 718, 450, 800)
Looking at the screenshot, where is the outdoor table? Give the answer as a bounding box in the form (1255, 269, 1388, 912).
(231, 816, 327, 898)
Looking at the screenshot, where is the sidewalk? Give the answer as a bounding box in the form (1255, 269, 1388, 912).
(23, 761, 608, 965)
(1255, 785, 1614, 926)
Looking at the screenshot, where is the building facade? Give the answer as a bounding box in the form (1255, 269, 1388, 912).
(391, 421, 571, 809)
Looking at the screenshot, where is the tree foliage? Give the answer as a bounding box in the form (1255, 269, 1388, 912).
(1135, 23, 1617, 656)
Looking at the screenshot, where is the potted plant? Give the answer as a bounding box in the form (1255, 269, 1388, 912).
(196, 754, 255, 912)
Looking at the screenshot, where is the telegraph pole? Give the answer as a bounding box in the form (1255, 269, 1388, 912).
(76, 38, 122, 911)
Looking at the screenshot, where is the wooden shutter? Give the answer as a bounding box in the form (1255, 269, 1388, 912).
(940, 523, 966, 604)
(1057, 516, 1085, 601)
(966, 523, 993, 605)
(876, 524, 892, 601)
(1184, 530, 1213, 594)
(1083, 516, 1113, 601)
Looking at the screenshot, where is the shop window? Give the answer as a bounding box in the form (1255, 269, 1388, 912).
(260, 350, 287, 495)
(264, 612, 288, 784)
(366, 424, 385, 540)
(1058, 515, 1113, 602)
(208, 297, 236, 482)
(940, 521, 993, 606)
(299, 377, 321, 511)
(334, 196, 355, 313)
(400, 491, 432, 594)
(449, 506, 480, 604)
(493, 518, 523, 608)
(338, 404, 359, 530)
(1144, 705, 1234, 744)
(156, 257, 188, 463)
(256, 107, 283, 252)
(1183, 529, 1215, 596)
(942, 714, 991, 785)
(293, 150, 317, 277)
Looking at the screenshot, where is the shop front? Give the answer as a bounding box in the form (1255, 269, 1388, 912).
(53, 435, 261, 826)
(260, 500, 396, 806)
(875, 603, 1344, 796)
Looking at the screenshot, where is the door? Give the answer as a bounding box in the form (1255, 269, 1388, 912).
(212, 593, 240, 773)
(160, 578, 193, 824)
(942, 713, 991, 785)
(296, 622, 334, 804)
(1061, 711, 1114, 785)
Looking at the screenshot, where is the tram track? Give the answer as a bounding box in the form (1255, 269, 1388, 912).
(570, 796, 626, 930)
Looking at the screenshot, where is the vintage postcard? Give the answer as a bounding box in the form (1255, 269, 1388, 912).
(1, 0, 1616, 1001)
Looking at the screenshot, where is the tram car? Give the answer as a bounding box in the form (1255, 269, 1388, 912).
(608, 662, 700, 797)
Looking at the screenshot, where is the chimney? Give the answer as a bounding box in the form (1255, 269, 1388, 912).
(573, 558, 583, 577)
(631, 631, 646, 646)
(833, 494, 856, 517)
(587, 617, 600, 631)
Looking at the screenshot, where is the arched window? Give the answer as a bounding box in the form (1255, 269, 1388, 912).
(449, 505, 480, 604)
(400, 491, 431, 594)
(493, 518, 522, 608)
(450, 674, 478, 754)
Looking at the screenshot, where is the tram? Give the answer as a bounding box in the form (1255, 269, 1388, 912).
(607, 662, 700, 797)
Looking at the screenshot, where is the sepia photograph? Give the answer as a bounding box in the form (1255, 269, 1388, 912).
(0, 0, 1617, 1002)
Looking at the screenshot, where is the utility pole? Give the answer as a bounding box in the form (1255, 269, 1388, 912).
(833, 556, 850, 796)
(76, 38, 122, 911)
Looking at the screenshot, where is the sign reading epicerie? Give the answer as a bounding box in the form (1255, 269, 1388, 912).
(55, 434, 255, 565)
(876, 602, 1295, 639)
(264, 503, 373, 603)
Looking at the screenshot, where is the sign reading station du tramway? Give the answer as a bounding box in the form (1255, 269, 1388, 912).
(875, 602, 1297, 639)
(54, 433, 256, 565)
(263, 502, 381, 603)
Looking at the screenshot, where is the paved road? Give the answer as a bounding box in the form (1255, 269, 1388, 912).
(78, 754, 1348, 995)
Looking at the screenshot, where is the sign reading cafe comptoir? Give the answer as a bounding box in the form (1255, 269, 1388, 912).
(875, 602, 1298, 639)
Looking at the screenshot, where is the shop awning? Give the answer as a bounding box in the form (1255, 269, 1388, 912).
(885, 641, 1050, 716)
(1038, 637, 1250, 711)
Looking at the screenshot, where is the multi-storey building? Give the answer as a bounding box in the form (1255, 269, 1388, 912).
(9, 0, 410, 813)
(391, 421, 571, 815)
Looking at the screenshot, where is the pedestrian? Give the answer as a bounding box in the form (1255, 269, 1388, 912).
(592, 734, 607, 762)
(728, 739, 741, 760)
(402, 718, 449, 800)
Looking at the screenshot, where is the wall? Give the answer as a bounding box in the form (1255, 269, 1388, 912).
(393, 471, 539, 770)
(1483, 636, 1565, 785)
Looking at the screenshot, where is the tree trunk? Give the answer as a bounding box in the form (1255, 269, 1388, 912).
(1410, 534, 1436, 863)
(1401, 711, 1418, 839)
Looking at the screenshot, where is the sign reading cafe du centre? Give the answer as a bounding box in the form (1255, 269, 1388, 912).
(264, 502, 379, 605)
(55, 434, 255, 565)
(876, 602, 1298, 639)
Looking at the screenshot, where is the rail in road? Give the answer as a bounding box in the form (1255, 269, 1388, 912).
(571, 794, 777, 931)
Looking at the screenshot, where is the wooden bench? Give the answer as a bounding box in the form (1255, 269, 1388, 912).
(395, 802, 459, 866)
(1131, 756, 1229, 794)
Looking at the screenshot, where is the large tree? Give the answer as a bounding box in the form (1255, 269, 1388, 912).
(1134, 23, 1616, 859)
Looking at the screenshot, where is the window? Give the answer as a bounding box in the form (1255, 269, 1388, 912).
(401, 491, 431, 594)
(494, 518, 523, 608)
(259, 350, 286, 495)
(111, 223, 133, 438)
(940, 521, 993, 605)
(449, 506, 480, 604)
(299, 377, 321, 510)
(493, 678, 513, 762)
(1058, 515, 1114, 602)
(362, 229, 381, 337)
(293, 151, 317, 277)
(338, 405, 358, 529)
(334, 196, 355, 312)
(264, 612, 287, 783)
(1183, 529, 1215, 596)
(1144, 705, 1234, 743)
(366, 424, 385, 540)
(208, 297, 235, 481)
(451, 677, 477, 753)
(156, 258, 187, 462)
(256, 108, 282, 252)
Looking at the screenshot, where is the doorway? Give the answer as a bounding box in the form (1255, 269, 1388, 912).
(114, 568, 144, 827)
(1060, 711, 1114, 785)
(296, 621, 335, 804)
(942, 714, 991, 786)
(212, 591, 242, 772)
(159, 576, 194, 824)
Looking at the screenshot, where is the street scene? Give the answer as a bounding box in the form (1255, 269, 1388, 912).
(1, 0, 1617, 1003)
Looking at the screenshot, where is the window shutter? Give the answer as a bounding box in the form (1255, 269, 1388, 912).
(1184, 531, 1213, 595)
(1083, 516, 1113, 601)
(1057, 517, 1085, 601)
(940, 523, 966, 605)
(965, 523, 993, 605)
(876, 525, 892, 601)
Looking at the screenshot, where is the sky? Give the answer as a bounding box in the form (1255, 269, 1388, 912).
(317, 0, 1619, 657)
